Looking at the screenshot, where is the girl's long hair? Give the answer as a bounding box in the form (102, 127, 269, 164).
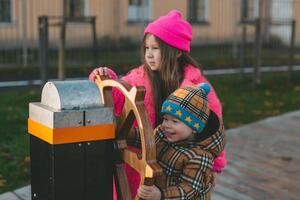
(142, 34, 201, 126)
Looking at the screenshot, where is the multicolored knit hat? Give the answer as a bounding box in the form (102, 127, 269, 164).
(161, 83, 211, 133)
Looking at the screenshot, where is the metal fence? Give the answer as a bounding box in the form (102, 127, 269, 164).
(0, 0, 299, 82)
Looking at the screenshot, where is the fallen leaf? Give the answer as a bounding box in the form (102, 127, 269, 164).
(252, 110, 262, 115)
(29, 89, 37, 95)
(276, 102, 284, 107)
(23, 156, 30, 164)
(272, 110, 280, 115)
(22, 168, 29, 176)
(7, 106, 13, 111)
(265, 90, 272, 96)
(294, 86, 300, 92)
(0, 179, 7, 188)
(227, 122, 242, 129)
(264, 101, 273, 107)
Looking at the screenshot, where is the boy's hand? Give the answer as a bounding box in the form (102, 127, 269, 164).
(138, 185, 161, 200)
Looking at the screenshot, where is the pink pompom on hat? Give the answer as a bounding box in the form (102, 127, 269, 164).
(144, 10, 193, 52)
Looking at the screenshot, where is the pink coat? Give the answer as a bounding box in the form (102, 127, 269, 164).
(95, 64, 227, 198)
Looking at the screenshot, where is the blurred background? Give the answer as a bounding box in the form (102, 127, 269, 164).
(1, 0, 300, 196)
(0, 0, 300, 81)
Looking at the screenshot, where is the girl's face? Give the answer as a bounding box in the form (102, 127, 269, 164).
(161, 114, 193, 143)
(144, 34, 161, 71)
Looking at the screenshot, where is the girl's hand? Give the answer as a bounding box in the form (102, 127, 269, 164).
(88, 67, 110, 81)
(138, 185, 161, 200)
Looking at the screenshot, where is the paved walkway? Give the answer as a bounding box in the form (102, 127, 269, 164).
(1, 110, 300, 200)
(213, 110, 300, 200)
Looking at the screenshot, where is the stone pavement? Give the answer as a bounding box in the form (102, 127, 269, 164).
(0, 185, 30, 200)
(213, 110, 300, 200)
(1, 110, 300, 200)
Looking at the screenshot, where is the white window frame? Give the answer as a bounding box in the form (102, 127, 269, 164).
(201, 0, 209, 22)
(128, 0, 152, 22)
(67, 0, 89, 18)
(252, 0, 259, 19)
(83, 0, 89, 16)
(188, 0, 209, 23)
(241, 0, 259, 21)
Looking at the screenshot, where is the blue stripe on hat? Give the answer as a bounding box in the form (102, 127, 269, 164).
(161, 101, 206, 133)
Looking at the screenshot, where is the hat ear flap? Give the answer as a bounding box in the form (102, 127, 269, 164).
(198, 83, 210, 95)
(195, 111, 219, 141)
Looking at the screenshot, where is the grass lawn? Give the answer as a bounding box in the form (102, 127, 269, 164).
(0, 71, 300, 193)
(0, 88, 40, 193)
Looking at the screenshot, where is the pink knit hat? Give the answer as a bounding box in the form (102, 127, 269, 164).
(144, 10, 192, 52)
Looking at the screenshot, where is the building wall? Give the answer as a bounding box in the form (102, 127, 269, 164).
(0, 0, 62, 47)
(192, 0, 240, 44)
(114, 0, 245, 44)
(0, 0, 299, 48)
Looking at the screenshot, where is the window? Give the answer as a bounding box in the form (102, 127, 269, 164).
(241, 0, 248, 20)
(240, 0, 259, 21)
(188, 0, 209, 23)
(0, 0, 11, 23)
(66, 0, 89, 18)
(128, 0, 151, 22)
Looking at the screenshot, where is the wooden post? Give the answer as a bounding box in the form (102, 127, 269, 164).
(288, 20, 296, 83)
(240, 25, 247, 78)
(38, 16, 48, 85)
(91, 17, 98, 66)
(253, 18, 262, 87)
(58, 19, 66, 80)
(58, 1, 66, 80)
(22, 0, 28, 67)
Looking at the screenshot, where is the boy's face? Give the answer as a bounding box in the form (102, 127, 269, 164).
(161, 114, 193, 143)
(144, 34, 161, 71)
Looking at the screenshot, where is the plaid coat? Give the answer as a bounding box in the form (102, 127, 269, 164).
(127, 116, 225, 200)
(153, 121, 225, 200)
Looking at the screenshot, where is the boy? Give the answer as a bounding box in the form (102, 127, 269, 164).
(137, 83, 226, 200)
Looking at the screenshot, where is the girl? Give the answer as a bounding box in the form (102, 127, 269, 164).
(89, 9, 227, 198)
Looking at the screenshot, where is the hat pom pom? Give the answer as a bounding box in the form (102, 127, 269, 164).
(198, 83, 210, 95)
(168, 10, 182, 18)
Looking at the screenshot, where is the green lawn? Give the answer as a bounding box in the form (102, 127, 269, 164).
(210, 72, 300, 128)
(0, 88, 40, 193)
(1, 71, 300, 193)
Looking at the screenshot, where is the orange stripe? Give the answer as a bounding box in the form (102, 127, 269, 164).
(28, 118, 115, 144)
